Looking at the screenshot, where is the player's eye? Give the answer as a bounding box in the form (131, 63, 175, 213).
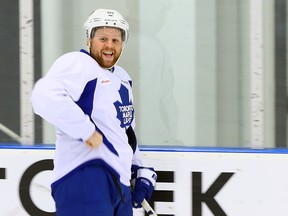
(112, 38, 120, 43)
(99, 37, 107, 42)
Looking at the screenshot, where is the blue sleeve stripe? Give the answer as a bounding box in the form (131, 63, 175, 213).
(75, 79, 119, 157)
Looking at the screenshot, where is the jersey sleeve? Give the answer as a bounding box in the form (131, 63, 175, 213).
(132, 145, 143, 167)
(30, 52, 99, 141)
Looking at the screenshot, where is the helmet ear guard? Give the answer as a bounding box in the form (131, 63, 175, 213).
(84, 9, 129, 43)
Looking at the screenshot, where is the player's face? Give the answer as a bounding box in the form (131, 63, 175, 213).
(89, 27, 123, 69)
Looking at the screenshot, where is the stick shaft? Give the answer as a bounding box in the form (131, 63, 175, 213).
(141, 199, 157, 216)
(0, 123, 22, 143)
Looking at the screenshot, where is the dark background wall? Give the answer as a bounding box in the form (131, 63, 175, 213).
(0, 0, 42, 144)
(0, 0, 20, 142)
(275, 0, 288, 147)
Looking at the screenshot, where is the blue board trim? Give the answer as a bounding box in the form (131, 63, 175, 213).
(0, 143, 288, 154)
(139, 145, 288, 154)
(0, 143, 55, 150)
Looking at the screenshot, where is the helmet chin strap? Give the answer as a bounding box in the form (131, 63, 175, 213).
(87, 40, 91, 54)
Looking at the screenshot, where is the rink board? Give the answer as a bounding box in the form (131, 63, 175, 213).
(0, 145, 288, 216)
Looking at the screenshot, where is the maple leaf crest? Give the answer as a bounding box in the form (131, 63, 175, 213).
(113, 84, 134, 128)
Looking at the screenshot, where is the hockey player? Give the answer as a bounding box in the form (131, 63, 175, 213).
(31, 9, 157, 216)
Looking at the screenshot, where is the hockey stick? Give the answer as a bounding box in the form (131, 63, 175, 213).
(141, 199, 158, 216)
(0, 123, 22, 143)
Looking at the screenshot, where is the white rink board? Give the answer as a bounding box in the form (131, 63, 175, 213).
(0, 146, 288, 216)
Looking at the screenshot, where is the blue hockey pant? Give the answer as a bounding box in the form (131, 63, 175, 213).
(51, 162, 132, 216)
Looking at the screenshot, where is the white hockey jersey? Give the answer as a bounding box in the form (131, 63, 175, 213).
(31, 50, 143, 186)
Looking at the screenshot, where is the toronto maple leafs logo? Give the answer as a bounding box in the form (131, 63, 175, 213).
(113, 84, 134, 128)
